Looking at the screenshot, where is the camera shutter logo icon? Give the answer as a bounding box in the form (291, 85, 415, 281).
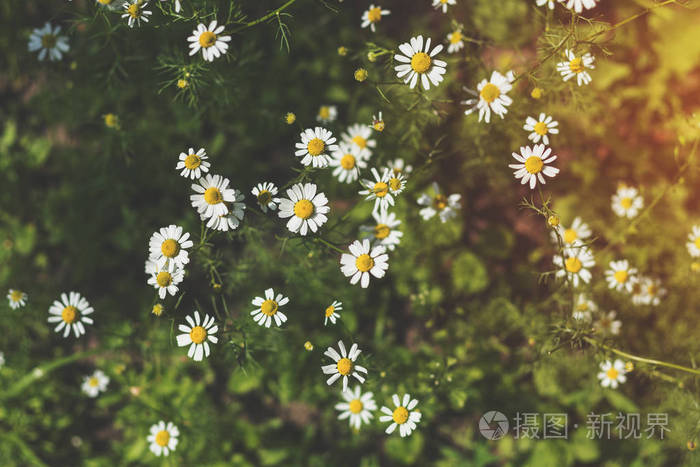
(479, 411, 509, 440)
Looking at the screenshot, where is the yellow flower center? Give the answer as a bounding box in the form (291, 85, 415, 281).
(199, 31, 217, 48)
(614, 270, 628, 284)
(293, 199, 314, 219)
(533, 121, 548, 136)
(184, 153, 201, 170)
(88, 377, 99, 387)
(340, 154, 356, 170)
(647, 284, 658, 296)
(577, 302, 589, 311)
(355, 254, 374, 272)
(569, 57, 584, 73)
(337, 357, 353, 375)
(389, 177, 402, 192)
(524, 156, 544, 174)
(127, 4, 141, 18)
(373, 120, 385, 131)
(392, 406, 409, 424)
(204, 187, 223, 205)
(368, 7, 382, 22)
(695, 237, 700, 249)
(450, 31, 463, 44)
(410, 52, 432, 74)
(161, 239, 180, 258)
(565, 257, 582, 273)
(156, 271, 172, 287)
(155, 430, 170, 447)
(433, 194, 448, 211)
(318, 106, 330, 120)
(189, 325, 207, 344)
(307, 138, 325, 156)
(325, 305, 335, 318)
(480, 83, 500, 103)
(373, 182, 389, 198)
(10, 290, 23, 301)
(97, 0, 113, 4)
(620, 197, 633, 209)
(563, 229, 577, 244)
(606, 368, 619, 380)
(261, 299, 278, 316)
(62, 306, 77, 323)
(352, 135, 367, 149)
(375, 224, 390, 240)
(349, 399, 364, 414)
(41, 34, 57, 49)
(257, 190, 272, 205)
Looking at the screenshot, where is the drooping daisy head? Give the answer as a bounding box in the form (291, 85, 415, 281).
(605, 259, 638, 293)
(361, 4, 391, 32)
(252, 182, 280, 213)
(632, 277, 665, 306)
(122, 0, 153, 28)
(7, 289, 27, 309)
(176, 147, 210, 180)
(611, 185, 643, 219)
(251, 288, 289, 328)
(342, 124, 377, 154)
(380, 393, 422, 437)
(556, 49, 595, 86)
(148, 225, 193, 271)
(340, 239, 389, 288)
(335, 386, 377, 430)
(317, 105, 338, 124)
(324, 300, 342, 326)
(385, 158, 413, 177)
(295, 127, 339, 168)
(277, 183, 330, 236)
(81, 370, 109, 398)
(47, 292, 95, 339)
(370, 112, 385, 132)
(687, 225, 700, 257)
(187, 20, 231, 61)
(394, 35, 447, 90)
(416, 182, 462, 223)
(176, 310, 218, 361)
(321, 340, 368, 392)
(329, 143, 369, 184)
(560, 0, 600, 14)
(147, 421, 179, 457)
(361, 210, 403, 251)
(147, 265, 185, 299)
(432, 0, 456, 13)
(594, 310, 622, 336)
(463, 70, 515, 123)
(598, 359, 627, 389)
(551, 217, 591, 247)
(523, 113, 559, 146)
(446, 30, 464, 54)
(509, 144, 559, 189)
(553, 245, 595, 287)
(573, 294, 596, 321)
(28, 22, 70, 61)
(359, 168, 398, 213)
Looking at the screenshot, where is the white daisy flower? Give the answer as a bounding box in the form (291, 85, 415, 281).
(523, 113, 559, 145)
(598, 359, 627, 389)
(340, 239, 389, 288)
(594, 310, 622, 336)
(316, 105, 338, 124)
(187, 20, 231, 62)
(277, 183, 330, 236)
(556, 49, 595, 86)
(360, 210, 403, 251)
(370, 112, 385, 132)
(632, 277, 665, 306)
(446, 30, 464, 54)
(387, 171, 407, 197)
(81, 370, 109, 398)
(416, 182, 461, 223)
(342, 124, 377, 154)
(28, 22, 69, 61)
(324, 300, 342, 326)
(322, 340, 368, 392)
(148, 225, 193, 271)
(176, 147, 210, 180)
(605, 260, 638, 293)
(329, 143, 369, 184)
(335, 386, 377, 429)
(379, 393, 422, 437)
(559, 0, 599, 14)
(176, 310, 218, 361)
(536, 0, 555, 9)
(202, 189, 246, 232)
(509, 144, 559, 189)
(190, 174, 237, 221)
(359, 168, 398, 213)
(573, 294, 596, 321)
(385, 158, 413, 177)
(553, 246, 595, 287)
(295, 127, 338, 168)
(394, 35, 447, 90)
(250, 288, 289, 328)
(7, 289, 27, 309)
(361, 4, 390, 32)
(687, 225, 700, 257)
(47, 292, 95, 338)
(147, 265, 184, 299)
(122, 0, 152, 28)
(551, 217, 591, 246)
(252, 182, 280, 212)
(611, 186, 643, 219)
(147, 421, 179, 457)
(432, 0, 456, 13)
(462, 70, 515, 123)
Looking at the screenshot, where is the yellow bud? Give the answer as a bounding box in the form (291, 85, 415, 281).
(547, 215, 560, 227)
(337, 46, 348, 56)
(285, 112, 296, 125)
(212, 283, 222, 292)
(103, 113, 119, 129)
(530, 87, 543, 99)
(177, 79, 188, 88)
(624, 361, 634, 372)
(304, 341, 313, 351)
(692, 262, 700, 273)
(354, 68, 368, 82)
(367, 52, 377, 62)
(151, 304, 164, 316)
(688, 441, 697, 451)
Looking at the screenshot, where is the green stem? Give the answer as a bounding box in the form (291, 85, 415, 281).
(231, 0, 298, 33)
(315, 237, 345, 254)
